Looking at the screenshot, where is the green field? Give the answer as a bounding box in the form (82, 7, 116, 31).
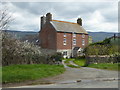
(2, 64, 65, 84)
(87, 63, 119, 71)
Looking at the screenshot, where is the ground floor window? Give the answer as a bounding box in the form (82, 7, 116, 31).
(63, 51, 67, 56)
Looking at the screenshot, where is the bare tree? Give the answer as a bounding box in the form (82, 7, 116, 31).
(0, 6, 13, 30)
(0, 5, 14, 67)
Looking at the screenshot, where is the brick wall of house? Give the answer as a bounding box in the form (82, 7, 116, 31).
(57, 32, 72, 49)
(39, 23, 57, 50)
(56, 32, 89, 49)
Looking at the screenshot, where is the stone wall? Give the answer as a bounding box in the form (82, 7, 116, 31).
(86, 55, 119, 65)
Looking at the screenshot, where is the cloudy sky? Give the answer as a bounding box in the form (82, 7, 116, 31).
(2, 1, 118, 32)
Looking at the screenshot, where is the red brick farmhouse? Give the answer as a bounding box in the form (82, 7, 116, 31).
(39, 13, 89, 58)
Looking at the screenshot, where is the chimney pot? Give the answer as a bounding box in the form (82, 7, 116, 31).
(46, 12, 52, 22)
(41, 15, 46, 30)
(77, 18, 82, 26)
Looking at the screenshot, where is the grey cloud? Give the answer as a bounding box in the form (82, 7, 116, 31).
(5, 2, 118, 32)
(11, 2, 117, 21)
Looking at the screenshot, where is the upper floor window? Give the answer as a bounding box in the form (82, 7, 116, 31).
(73, 33, 76, 37)
(73, 39, 76, 45)
(64, 33, 66, 37)
(82, 39, 85, 46)
(63, 38, 67, 45)
(82, 34, 85, 38)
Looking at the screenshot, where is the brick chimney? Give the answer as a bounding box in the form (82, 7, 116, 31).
(41, 15, 46, 30)
(77, 18, 82, 26)
(46, 13, 52, 22)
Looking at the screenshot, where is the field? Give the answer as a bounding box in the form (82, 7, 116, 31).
(2, 64, 65, 84)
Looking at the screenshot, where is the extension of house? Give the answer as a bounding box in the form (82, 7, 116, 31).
(39, 13, 89, 58)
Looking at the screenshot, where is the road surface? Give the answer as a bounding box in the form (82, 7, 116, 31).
(9, 60, 119, 88)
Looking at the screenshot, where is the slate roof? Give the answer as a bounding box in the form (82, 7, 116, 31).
(50, 20, 88, 34)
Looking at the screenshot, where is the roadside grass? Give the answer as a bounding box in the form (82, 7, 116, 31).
(0, 67, 2, 83)
(2, 64, 65, 84)
(64, 58, 75, 64)
(73, 59, 86, 66)
(63, 58, 119, 71)
(87, 63, 120, 71)
(64, 58, 85, 68)
(67, 65, 80, 68)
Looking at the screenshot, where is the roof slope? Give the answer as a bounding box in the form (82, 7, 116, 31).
(50, 20, 88, 34)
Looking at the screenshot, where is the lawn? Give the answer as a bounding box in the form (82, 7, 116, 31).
(73, 59, 86, 66)
(87, 63, 119, 71)
(2, 64, 65, 84)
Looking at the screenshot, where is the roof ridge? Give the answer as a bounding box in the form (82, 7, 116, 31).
(52, 20, 77, 24)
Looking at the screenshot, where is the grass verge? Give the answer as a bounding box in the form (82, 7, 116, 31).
(87, 63, 119, 71)
(2, 64, 65, 84)
(73, 59, 86, 66)
(67, 65, 80, 68)
(64, 58, 75, 64)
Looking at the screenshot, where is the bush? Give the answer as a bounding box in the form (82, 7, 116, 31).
(50, 52, 63, 62)
(2, 32, 57, 66)
(75, 55, 85, 59)
(84, 44, 118, 56)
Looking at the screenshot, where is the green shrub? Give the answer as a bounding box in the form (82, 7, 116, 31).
(84, 44, 118, 56)
(50, 52, 63, 62)
(75, 55, 85, 59)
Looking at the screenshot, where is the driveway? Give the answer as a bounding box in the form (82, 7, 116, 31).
(8, 60, 119, 88)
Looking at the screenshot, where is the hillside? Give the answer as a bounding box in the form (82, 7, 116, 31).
(88, 32, 117, 42)
(3, 30, 39, 39)
(2, 30, 117, 42)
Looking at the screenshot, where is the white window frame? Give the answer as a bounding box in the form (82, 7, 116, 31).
(82, 34, 85, 38)
(82, 39, 85, 46)
(73, 39, 76, 45)
(63, 51, 67, 56)
(63, 33, 66, 37)
(63, 38, 67, 45)
(73, 33, 76, 37)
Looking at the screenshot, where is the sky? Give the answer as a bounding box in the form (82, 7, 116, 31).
(2, 1, 118, 32)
